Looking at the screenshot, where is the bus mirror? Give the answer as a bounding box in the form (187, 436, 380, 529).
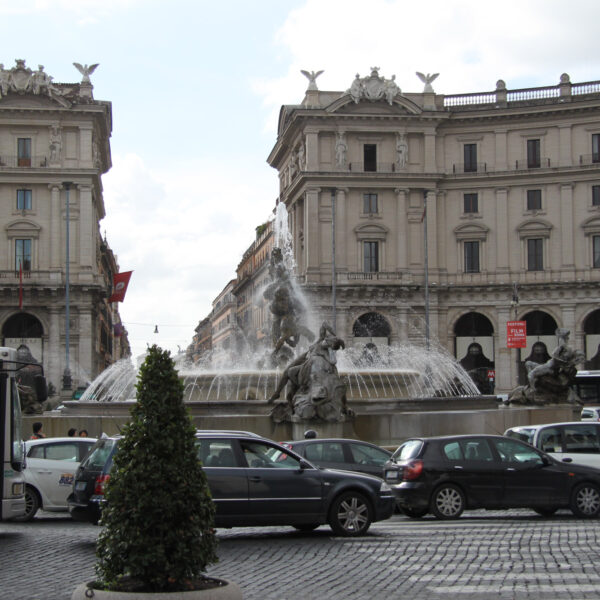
(34, 374, 48, 403)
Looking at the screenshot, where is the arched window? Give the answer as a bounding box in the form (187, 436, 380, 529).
(352, 312, 391, 338)
(583, 310, 600, 369)
(518, 310, 558, 384)
(3, 313, 43, 338)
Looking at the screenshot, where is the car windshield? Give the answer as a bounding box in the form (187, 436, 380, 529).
(79, 438, 117, 470)
(505, 428, 535, 444)
(391, 440, 422, 462)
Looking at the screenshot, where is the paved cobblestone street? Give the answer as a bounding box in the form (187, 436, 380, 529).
(2, 510, 600, 600)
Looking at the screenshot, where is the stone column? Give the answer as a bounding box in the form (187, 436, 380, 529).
(424, 132, 436, 172)
(495, 188, 509, 273)
(78, 185, 94, 276)
(397, 306, 409, 343)
(494, 129, 508, 171)
(78, 309, 93, 382)
(335, 188, 348, 273)
(425, 190, 438, 272)
(558, 125, 572, 167)
(305, 131, 319, 171)
(304, 188, 321, 277)
(560, 183, 574, 268)
(496, 306, 513, 393)
(395, 188, 408, 270)
(47, 307, 61, 392)
(79, 125, 93, 167)
(49, 184, 61, 269)
(561, 304, 576, 338)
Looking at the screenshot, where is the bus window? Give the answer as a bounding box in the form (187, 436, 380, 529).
(574, 371, 600, 405)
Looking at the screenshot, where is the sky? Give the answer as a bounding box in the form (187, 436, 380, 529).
(2, 0, 600, 362)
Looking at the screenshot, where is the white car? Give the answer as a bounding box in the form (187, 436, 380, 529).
(581, 407, 600, 422)
(16, 436, 96, 521)
(504, 422, 600, 470)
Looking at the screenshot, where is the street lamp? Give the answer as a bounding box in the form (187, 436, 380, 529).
(62, 181, 73, 390)
(423, 190, 430, 351)
(331, 188, 337, 332)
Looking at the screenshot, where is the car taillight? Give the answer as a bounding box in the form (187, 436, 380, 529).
(94, 474, 110, 495)
(403, 459, 423, 481)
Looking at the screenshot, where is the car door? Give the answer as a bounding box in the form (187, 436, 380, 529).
(240, 439, 323, 524)
(492, 437, 569, 507)
(198, 438, 249, 524)
(440, 438, 505, 507)
(346, 442, 391, 477)
(556, 424, 600, 469)
(27, 441, 83, 508)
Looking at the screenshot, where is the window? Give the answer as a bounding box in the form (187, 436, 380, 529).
(364, 144, 377, 172)
(527, 139, 541, 168)
(527, 238, 543, 271)
(593, 134, 600, 163)
(305, 442, 344, 463)
(593, 185, 600, 206)
(464, 144, 477, 172)
(461, 439, 494, 462)
(15, 239, 31, 271)
(348, 443, 390, 466)
(563, 425, 600, 454)
(493, 438, 543, 465)
(464, 241, 480, 273)
(364, 241, 379, 272)
(17, 189, 32, 211)
(527, 189, 542, 211)
(17, 138, 31, 167)
(463, 193, 478, 213)
(363, 193, 378, 213)
(594, 236, 600, 268)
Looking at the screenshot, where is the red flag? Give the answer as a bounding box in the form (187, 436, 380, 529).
(420, 204, 427, 223)
(108, 271, 133, 303)
(19, 263, 23, 309)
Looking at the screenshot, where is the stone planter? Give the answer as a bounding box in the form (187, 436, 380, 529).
(72, 579, 242, 600)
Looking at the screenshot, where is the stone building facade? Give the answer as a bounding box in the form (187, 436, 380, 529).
(267, 69, 600, 394)
(0, 59, 129, 396)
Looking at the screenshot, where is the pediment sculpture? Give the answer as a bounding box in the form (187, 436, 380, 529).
(346, 67, 401, 105)
(0, 59, 98, 106)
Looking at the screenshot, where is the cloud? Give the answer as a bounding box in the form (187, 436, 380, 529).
(102, 153, 276, 358)
(253, 0, 600, 132)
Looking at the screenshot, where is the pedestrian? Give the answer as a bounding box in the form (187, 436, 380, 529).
(68, 427, 77, 437)
(31, 422, 45, 439)
(79, 429, 88, 437)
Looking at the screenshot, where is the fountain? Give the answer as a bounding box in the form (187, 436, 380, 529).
(53, 202, 530, 443)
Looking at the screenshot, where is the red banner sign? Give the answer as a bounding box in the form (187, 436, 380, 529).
(507, 321, 527, 348)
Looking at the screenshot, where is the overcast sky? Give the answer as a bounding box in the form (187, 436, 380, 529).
(2, 0, 600, 362)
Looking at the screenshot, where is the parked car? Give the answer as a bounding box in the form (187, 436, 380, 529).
(280, 438, 392, 477)
(504, 422, 600, 469)
(383, 434, 600, 519)
(68, 431, 395, 536)
(15, 436, 97, 521)
(581, 407, 600, 422)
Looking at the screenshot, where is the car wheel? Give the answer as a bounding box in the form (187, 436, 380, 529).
(293, 523, 320, 532)
(570, 482, 600, 518)
(14, 486, 40, 522)
(533, 507, 558, 517)
(402, 507, 428, 518)
(430, 484, 465, 519)
(328, 491, 373, 536)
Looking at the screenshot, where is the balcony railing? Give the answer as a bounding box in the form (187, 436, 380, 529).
(0, 270, 32, 279)
(0, 155, 50, 168)
(452, 162, 488, 174)
(342, 271, 404, 281)
(515, 157, 551, 170)
(346, 162, 399, 173)
(580, 154, 600, 166)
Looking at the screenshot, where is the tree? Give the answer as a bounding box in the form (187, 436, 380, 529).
(95, 345, 218, 593)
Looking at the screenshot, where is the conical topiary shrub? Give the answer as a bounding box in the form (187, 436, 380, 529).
(94, 345, 218, 593)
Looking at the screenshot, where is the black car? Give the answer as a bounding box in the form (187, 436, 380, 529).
(383, 434, 600, 519)
(281, 438, 392, 477)
(68, 431, 394, 536)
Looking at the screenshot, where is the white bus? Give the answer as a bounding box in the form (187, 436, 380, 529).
(1, 347, 47, 520)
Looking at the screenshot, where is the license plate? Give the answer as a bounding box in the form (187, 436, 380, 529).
(75, 481, 87, 491)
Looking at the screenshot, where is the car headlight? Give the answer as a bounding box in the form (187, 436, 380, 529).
(384, 470, 400, 480)
(12, 482, 24, 496)
(380, 481, 392, 492)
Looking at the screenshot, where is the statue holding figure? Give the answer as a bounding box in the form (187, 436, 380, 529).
(269, 322, 353, 423)
(335, 132, 347, 169)
(508, 328, 585, 405)
(262, 248, 313, 366)
(396, 133, 408, 169)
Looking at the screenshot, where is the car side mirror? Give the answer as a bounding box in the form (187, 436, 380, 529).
(541, 454, 552, 466)
(298, 459, 311, 470)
